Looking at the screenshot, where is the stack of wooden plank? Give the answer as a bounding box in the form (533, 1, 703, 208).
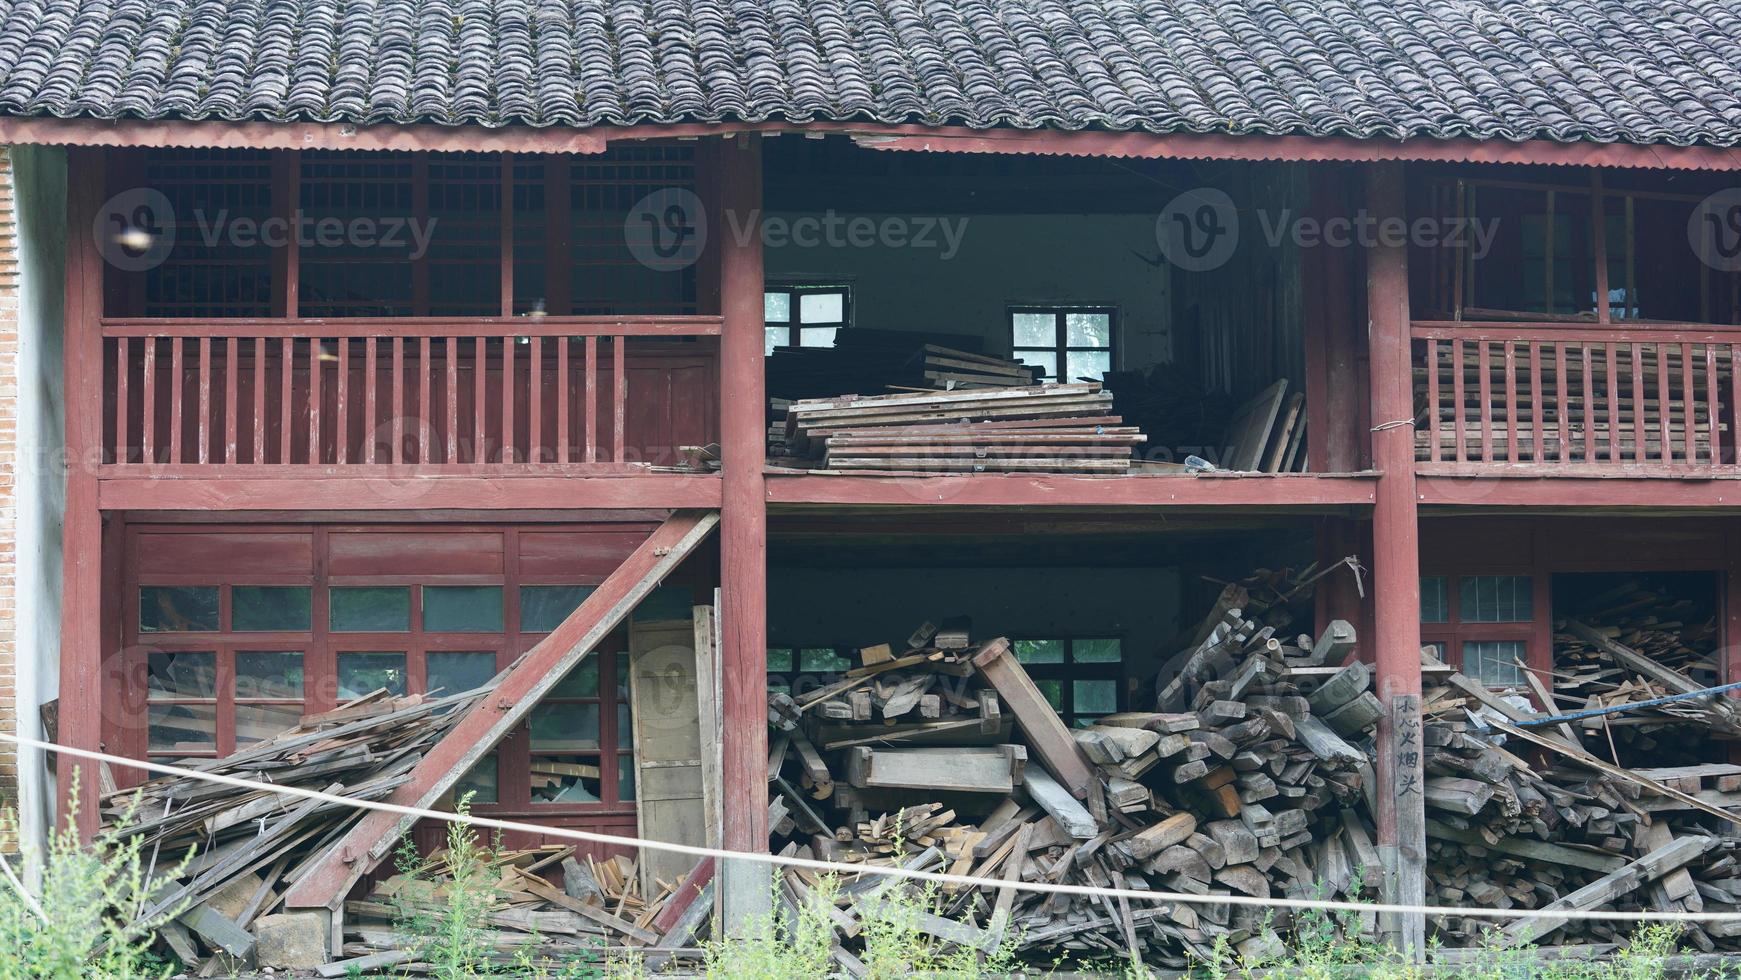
(765, 329, 1032, 404)
(765, 607, 1380, 971)
(337, 848, 712, 975)
(1218, 378, 1308, 473)
(780, 383, 1144, 474)
(1416, 668, 1741, 951)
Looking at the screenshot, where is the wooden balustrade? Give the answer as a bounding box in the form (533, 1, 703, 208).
(1412, 323, 1741, 469)
(102, 316, 721, 469)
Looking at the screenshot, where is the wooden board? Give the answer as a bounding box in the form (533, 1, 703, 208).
(972, 638, 1094, 798)
(1223, 378, 1289, 472)
(631, 614, 707, 897)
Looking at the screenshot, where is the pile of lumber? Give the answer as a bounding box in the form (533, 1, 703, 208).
(765, 328, 1022, 404)
(778, 383, 1144, 474)
(1419, 667, 1741, 951)
(338, 847, 713, 975)
(1217, 378, 1308, 473)
(765, 607, 1380, 970)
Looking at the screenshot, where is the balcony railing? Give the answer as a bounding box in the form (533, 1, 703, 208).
(101, 316, 720, 471)
(1412, 322, 1741, 471)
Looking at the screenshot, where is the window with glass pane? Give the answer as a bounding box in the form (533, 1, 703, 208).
(235, 651, 306, 745)
(140, 586, 220, 632)
(763, 285, 850, 353)
(520, 585, 595, 632)
(146, 650, 218, 756)
(428, 651, 497, 696)
(798, 647, 853, 673)
(1420, 577, 1449, 624)
(455, 756, 499, 805)
(1459, 576, 1533, 623)
(1009, 637, 1122, 726)
(337, 651, 407, 699)
(1463, 640, 1527, 689)
(1010, 307, 1115, 382)
(231, 586, 312, 632)
(330, 587, 412, 632)
(423, 585, 504, 632)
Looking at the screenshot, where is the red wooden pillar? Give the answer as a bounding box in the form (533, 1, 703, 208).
(59, 147, 107, 839)
(717, 135, 768, 865)
(1365, 161, 1426, 952)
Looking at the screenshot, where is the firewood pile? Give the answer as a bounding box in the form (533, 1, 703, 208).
(776, 383, 1145, 474)
(102, 686, 685, 973)
(1419, 662, 1741, 951)
(763, 600, 1381, 970)
(339, 848, 712, 975)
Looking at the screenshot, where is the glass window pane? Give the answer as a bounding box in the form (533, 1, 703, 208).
(1065, 312, 1112, 348)
(330, 587, 411, 632)
(798, 326, 838, 348)
(1074, 679, 1119, 715)
(799, 291, 844, 323)
(633, 586, 692, 623)
(147, 651, 217, 699)
(236, 703, 303, 745)
(148, 703, 217, 753)
(140, 586, 219, 633)
(456, 755, 498, 805)
(1014, 349, 1056, 381)
(530, 703, 601, 752)
(764, 326, 785, 356)
(768, 677, 791, 696)
(337, 652, 407, 699)
(1015, 640, 1065, 665)
(520, 585, 596, 633)
(764, 291, 790, 322)
(549, 660, 600, 698)
(530, 755, 601, 804)
(1012, 312, 1055, 347)
(618, 756, 636, 802)
(618, 702, 633, 750)
(616, 651, 631, 699)
(799, 648, 851, 673)
(231, 586, 312, 632)
(1464, 640, 1527, 690)
(1420, 576, 1449, 624)
(427, 651, 497, 696)
(1066, 350, 1111, 382)
(423, 585, 504, 633)
(767, 648, 794, 672)
(1074, 638, 1122, 663)
(1035, 678, 1064, 710)
(1459, 575, 1532, 623)
(235, 651, 303, 699)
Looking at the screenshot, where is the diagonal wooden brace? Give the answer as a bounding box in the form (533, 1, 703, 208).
(283, 509, 720, 916)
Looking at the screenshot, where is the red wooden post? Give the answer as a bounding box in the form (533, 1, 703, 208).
(1364, 161, 1425, 953)
(59, 147, 107, 840)
(717, 135, 769, 867)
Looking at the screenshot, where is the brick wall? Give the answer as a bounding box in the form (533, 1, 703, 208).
(0, 148, 20, 813)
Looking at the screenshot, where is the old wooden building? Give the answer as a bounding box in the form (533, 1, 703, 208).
(0, 0, 1739, 964)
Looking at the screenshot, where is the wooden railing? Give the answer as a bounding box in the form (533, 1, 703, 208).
(101, 316, 721, 469)
(1412, 322, 1741, 469)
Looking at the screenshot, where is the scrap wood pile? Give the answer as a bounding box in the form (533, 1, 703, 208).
(1419, 662, 1741, 952)
(765, 328, 1031, 403)
(106, 685, 699, 974)
(339, 848, 713, 975)
(764, 592, 1382, 969)
(776, 383, 1144, 474)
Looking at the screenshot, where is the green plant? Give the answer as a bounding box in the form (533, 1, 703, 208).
(0, 768, 189, 980)
(390, 795, 502, 979)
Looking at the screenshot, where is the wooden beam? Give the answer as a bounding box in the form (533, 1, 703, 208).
(764, 471, 1378, 508)
(57, 146, 107, 840)
(718, 134, 768, 858)
(1365, 160, 1426, 955)
(1499, 836, 1714, 945)
(96, 474, 723, 511)
(282, 509, 719, 918)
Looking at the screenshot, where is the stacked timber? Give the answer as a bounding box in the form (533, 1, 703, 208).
(103, 687, 681, 973)
(764, 328, 1034, 404)
(338, 849, 709, 975)
(766, 606, 1379, 970)
(780, 383, 1144, 474)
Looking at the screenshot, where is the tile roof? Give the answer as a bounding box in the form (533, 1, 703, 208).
(0, 0, 1738, 146)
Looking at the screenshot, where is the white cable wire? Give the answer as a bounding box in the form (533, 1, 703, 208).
(10, 731, 1741, 925)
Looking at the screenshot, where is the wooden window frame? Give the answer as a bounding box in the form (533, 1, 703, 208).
(1011, 636, 1124, 726)
(1008, 305, 1117, 383)
(763, 284, 852, 352)
(1418, 571, 1537, 689)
